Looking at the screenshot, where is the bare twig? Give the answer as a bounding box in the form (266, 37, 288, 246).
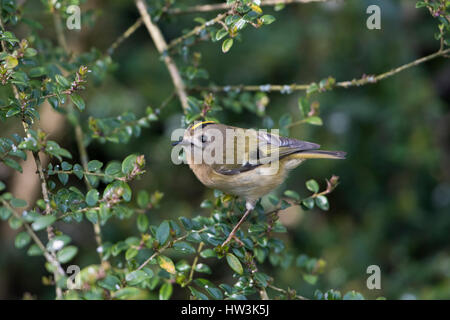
(107, 18, 143, 56)
(267, 284, 308, 300)
(221, 208, 253, 248)
(136, 0, 190, 112)
(193, 48, 450, 93)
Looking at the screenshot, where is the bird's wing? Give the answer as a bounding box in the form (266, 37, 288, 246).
(211, 129, 320, 175)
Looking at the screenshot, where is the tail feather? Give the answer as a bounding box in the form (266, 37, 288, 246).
(292, 150, 346, 160)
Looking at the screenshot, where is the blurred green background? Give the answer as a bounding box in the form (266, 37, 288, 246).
(0, 0, 449, 299)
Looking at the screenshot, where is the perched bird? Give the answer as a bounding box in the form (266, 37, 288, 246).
(173, 121, 346, 246)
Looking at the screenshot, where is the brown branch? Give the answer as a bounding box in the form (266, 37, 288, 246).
(192, 48, 450, 93)
(136, 0, 190, 112)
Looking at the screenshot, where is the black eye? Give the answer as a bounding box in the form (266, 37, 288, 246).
(200, 135, 208, 143)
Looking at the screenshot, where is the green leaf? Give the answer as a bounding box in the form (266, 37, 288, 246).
(283, 190, 300, 201)
(8, 216, 22, 229)
(57, 245, 78, 263)
(85, 189, 99, 206)
(254, 272, 270, 287)
(137, 214, 149, 233)
(105, 162, 121, 176)
(0, 206, 12, 220)
(159, 282, 173, 300)
(10, 198, 27, 208)
(215, 28, 228, 41)
(125, 247, 138, 260)
(226, 253, 243, 275)
(125, 270, 148, 286)
(87, 160, 103, 172)
(156, 220, 170, 245)
(32, 215, 56, 231)
(343, 291, 365, 300)
(3, 158, 22, 172)
(47, 235, 71, 252)
(194, 279, 223, 299)
(261, 15, 276, 24)
(15, 231, 31, 249)
(188, 286, 209, 300)
(306, 179, 319, 193)
(305, 116, 323, 126)
(137, 190, 149, 209)
(86, 209, 98, 224)
(173, 241, 196, 254)
(58, 173, 69, 185)
(200, 248, 217, 258)
(121, 154, 137, 174)
(98, 275, 121, 291)
(27, 244, 43, 256)
(0, 181, 5, 191)
(222, 38, 234, 53)
(303, 274, 318, 285)
(24, 48, 37, 57)
(29, 67, 47, 77)
(55, 74, 70, 87)
(195, 263, 212, 274)
(301, 198, 314, 210)
(5, 55, 18, 69)
(157, 255, 176, 274)
(70, 94, 85, 111)
(200, 200, 213, 208)
(112, 287, 145, 300)
(315, 195, 329, 211)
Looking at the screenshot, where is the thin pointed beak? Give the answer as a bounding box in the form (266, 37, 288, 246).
(172, 139, 182, 146)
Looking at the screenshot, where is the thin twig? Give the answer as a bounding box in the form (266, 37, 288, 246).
(168, 0, 329, 14)
(107, 18, 143, 56)
(188, 242, 204, 283)
(136, 0, 190, 112)
(136, 227, 208, 271)
(267, 284, 308, 300)
(221, 208, 253, 248)
(74, 124, 103, 260)
(193, 48, 450, 93)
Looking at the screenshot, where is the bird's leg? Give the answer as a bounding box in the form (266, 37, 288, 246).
(221, 208, 252, 248)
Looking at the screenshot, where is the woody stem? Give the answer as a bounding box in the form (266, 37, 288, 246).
(221, 208, 252, 248)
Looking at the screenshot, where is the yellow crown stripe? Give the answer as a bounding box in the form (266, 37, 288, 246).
(190, 121, 216, 131)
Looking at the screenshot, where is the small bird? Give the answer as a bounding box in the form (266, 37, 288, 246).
(173, 121, 346, 247)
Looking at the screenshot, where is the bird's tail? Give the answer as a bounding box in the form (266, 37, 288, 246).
(291, 150, 347, 160)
